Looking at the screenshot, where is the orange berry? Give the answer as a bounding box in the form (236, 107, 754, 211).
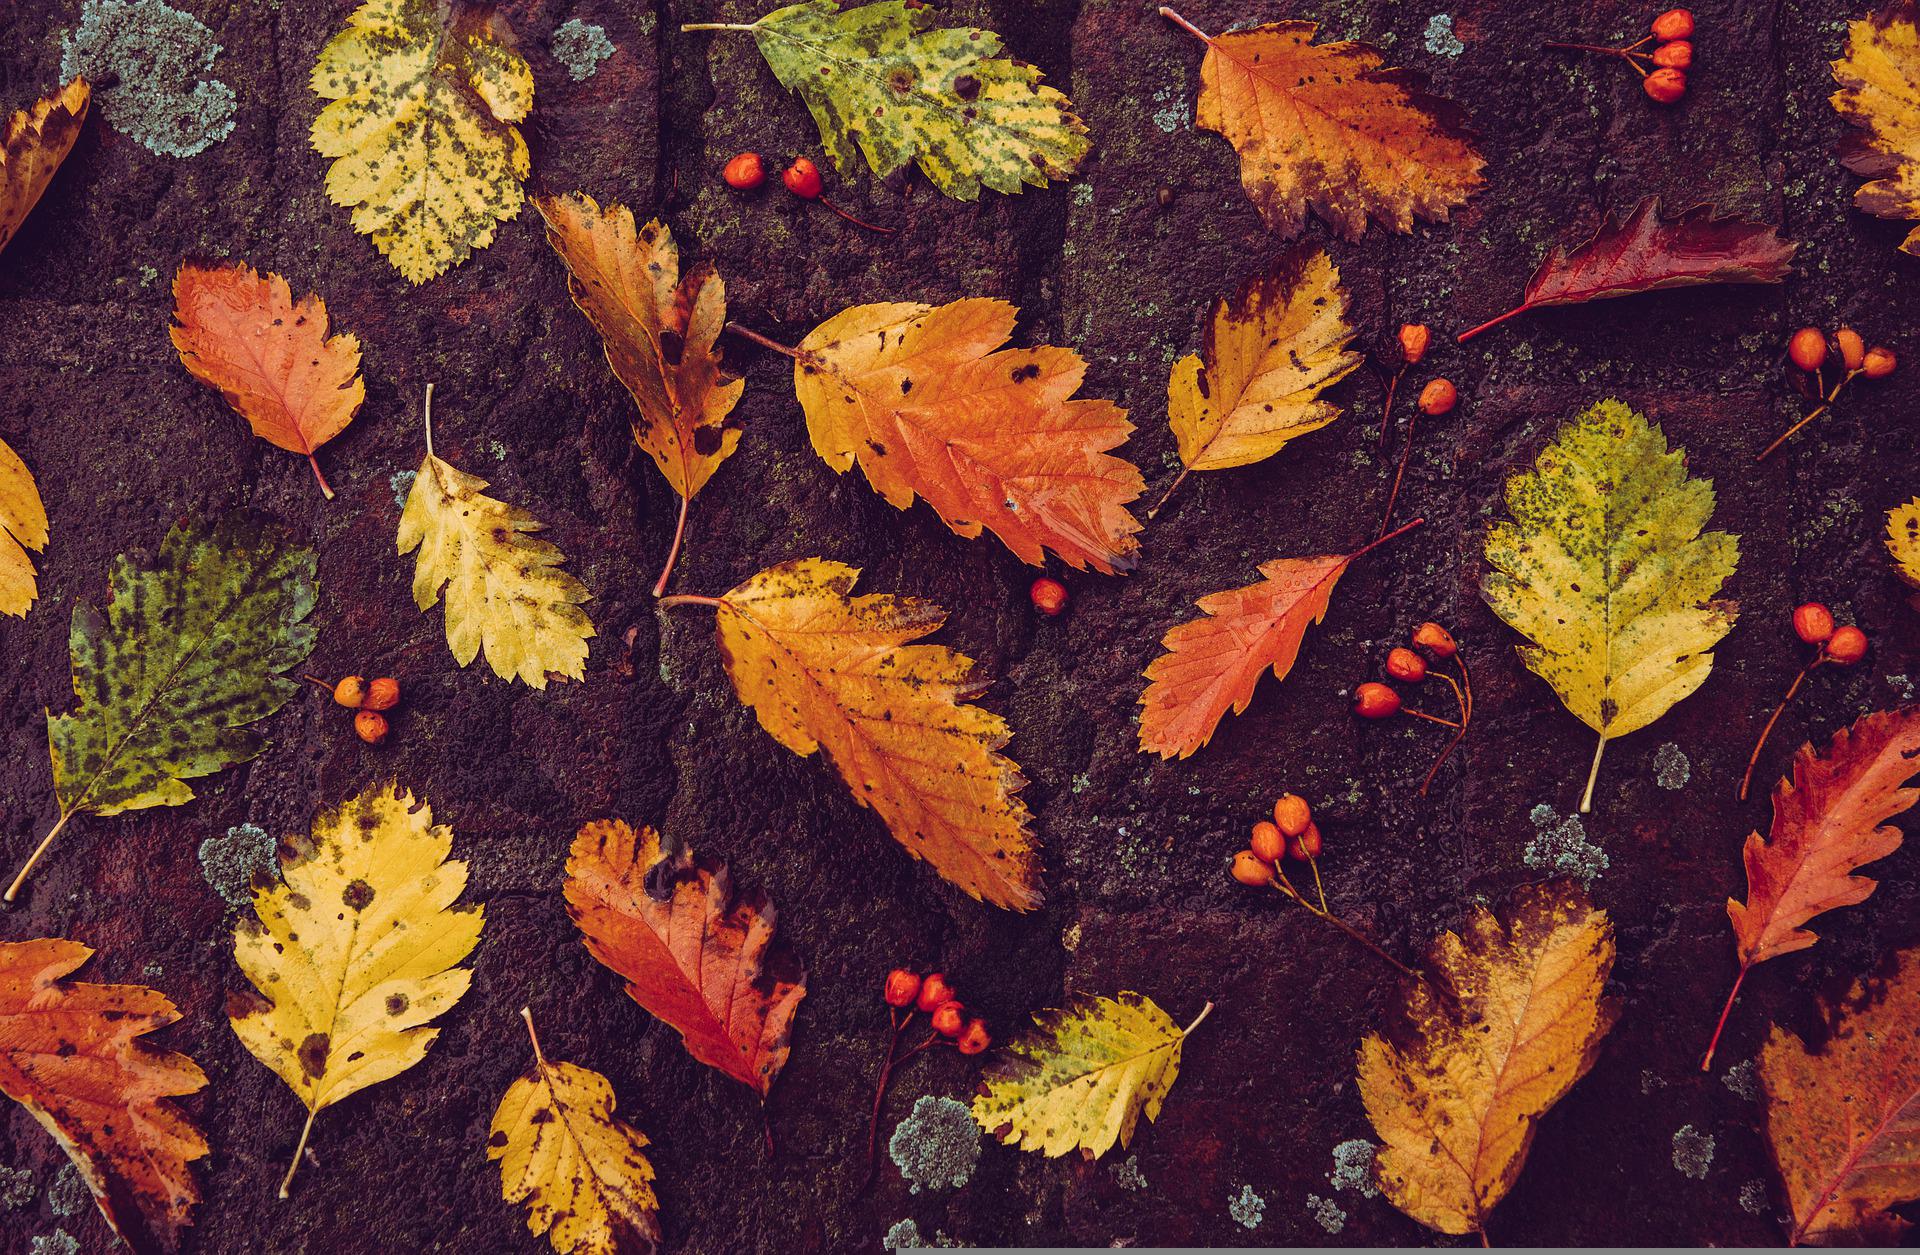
(1297, 821, 1323, 859)
(332, 675, 368, 708)
(1864, 347, 1898, 378)
(1791, 602, 1835, 646)
(916, 973, 955, 1013)
(956, 1018, 992, 1055)
(884, 969, 922, 1008)
(1412, 622, 1457, 658)
(354, 709, 388, 745)
(722, 152, 765, 190)
(1826, 625, 1868, 665)
(1417, 378, 1457, 416)
(363, 676, 400, 711)
(932, 1000, 967, 1037)
(1385, 647, 1428, 683)
(1643, 67, 1687, 104)
(1651, 40, 1692, 69)
(1398, 323, 1430, 366)
(1272, 793, 1312, 838)
(1788, 327, 1829, 372)
(782, 156, 823, 200)
(1250, 820, 1284, 864)
(1652, 8, 1694, 41)
(1836, 328, 1866, 371)
(1029, 576, 1068, 616)
(1354, 682, 1402, 719)
(1230, 850, 1274, 886)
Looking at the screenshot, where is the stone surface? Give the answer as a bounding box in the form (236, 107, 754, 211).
(0, 0, 1916, 1250)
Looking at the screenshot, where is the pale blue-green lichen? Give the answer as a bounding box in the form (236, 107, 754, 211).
(883, 1219, 922, 1251)
(390, 469, 418, 507)
(0, 1164, 33, 1209)
(552, 19, 614, 81)
(198, 822, 275, 906)
(1653, 742, 1691, 790)
(1423, 14, 1465, 58)
(1672, 1124, 1714, 1179)
(1739, 1179, 1769, 1215)
(60, 0, 235, 158)
(31, 1233, 79, 1255)
(1112, 1155, 1146, 1191)
(1307, 1193, 1347, 1234)
(1722, 1059, 1759, 1101)
(889, 1096, 980, 1194)
(46, 1166, 87, 1219)
(1329, 1138, 1378, 1196)
(1524, 804, 1607, 885)
(1229, 1184, 1265, 1230)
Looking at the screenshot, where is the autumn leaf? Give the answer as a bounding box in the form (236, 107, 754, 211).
(490, 1008, 661, 1255)
(1482, 400, 1739, 812)
(1761, 946, 1920, 1244)
(398, 386, 595, 688)
(1886, 496, 1920, 589)
(0, 434, 48, 618)
(0, 77, 88, 259)
(1138, 521, 1420, 760)
(1157, 247, 1362, 514)
(1159, 7, 1483, 240)
(668, 557, 1041, 909)
(792, 298, 1142, 573)
(1702, 707, 1920, 1071)
(230, 780, 483, 1197)
(310, 0, 532, 283)
(0, 939, 208, 1253)
(1358, 881, 1619, 1240)
(1457, 199, 1796, 341)
(9, 512, 316, 902)
(1832, 4, 1920, 256)
(685, 0, 1088, 199)
(537, 193, 744, 594)
(973, 992, 1210, 1160)
(565, 819, 805, 1101)
(169, 261, 365, 499)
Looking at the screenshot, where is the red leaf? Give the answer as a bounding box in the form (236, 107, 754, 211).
(1457, 199, 1795, 342)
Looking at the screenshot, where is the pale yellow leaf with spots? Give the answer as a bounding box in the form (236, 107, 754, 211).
(1886, 496, 1920, 588)
(0, 436, 48, 618)
(310, 0, 533, 283)
(229, 780, 483, 1196)
(972, 992, 1209, 1159)
(489, 1010, 661, 1255)
(1833, 4, 1920, 256)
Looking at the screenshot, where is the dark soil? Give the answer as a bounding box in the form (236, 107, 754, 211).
(3, 0, 1919, 1250)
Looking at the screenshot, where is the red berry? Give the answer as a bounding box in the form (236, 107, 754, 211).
(1398, 323, 1430, 366)
(1230, 850, 1273, 886)
(1788, 328, 1828, 373)
(1643, 67, 1687, 105)
(1385, 646, 1428, 683)
(1296, 821, 1323, 859)
(956, 1018, 992, 1055)
(1030, 576, 1068, 616)
(916, 973, 955, 1013)
(884, 968, 921, 1008)
(1354, 682, 1402, 719)
(1652, 8, 1694, 41)
(1249, 820, 1283, 864)
(1792, 602, 1835, 646)
(1412, 622, 1457, 658)
(364, 676, 401, 711)
(1417, 378, 1457, 416)
(332, 675, 368, 708)
(1826, 625, 1868, 665)
(782, 157, 823, 200)
(354, 709, 388, 745)
(723, 152, 765, 191)
(1272, 793, 1312, 839)
(1651, 40, 1692, 69)
(1836, 328, 1866, 372)
(932, 1000, 966, 1037)
(1864, 347, 1898, 379)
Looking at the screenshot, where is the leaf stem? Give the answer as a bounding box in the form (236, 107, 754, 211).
(1157, 6, 1213, 44)
(1700, 964, 1749, 1073)
(680, 21, 757, 32)
(1456, 303, 1532, 343)
(300, 673, 335, 692)
(1379, 365, 1404, 448)
(520, 1006, 547, 1066)
(1756, 369, 1860, 462)
(1146, 466, 1191, 520)
(5, 810, 74, 903)
(818, 195, 897, 234)
(653, 493, 693, 598)
(422, 382, 437, 459)
(1182, 1001, 1214, 1036)
(279, 1107, 319, 1199)
(657, 593, 725, 610)
(307, 454, 336, 500)
(723, 323, 806, 360)
(1349, 516, 1424, 563)
(1740, 655, 1821, 801)
(1578, 734, 1609, 814)
(1379, 410, 1420, 537)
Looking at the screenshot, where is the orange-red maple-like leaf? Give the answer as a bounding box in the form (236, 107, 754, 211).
(169, 261, 365, 499)
(0, 938, 208, 1254)
(564, 819, 806, 1098)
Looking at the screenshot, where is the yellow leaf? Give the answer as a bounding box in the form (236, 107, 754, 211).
(1358, 881, 1619, 1239)
(1887, 496, 1920, 588)
(397, 388, 594, 688)
(972, 992, 1210, 1159)
(1482, 399, 1739, 811)
(229, 780, 484, 1197)
(310, 0, 533, 283)
(1165, 247, 1361, 487)
(490, 1009, 660, 1255)
(1832, 6, 1920, 256)
(0, 77, 88, 260)
(0, 435, 48, 618)
(703, 557, 1039, 909)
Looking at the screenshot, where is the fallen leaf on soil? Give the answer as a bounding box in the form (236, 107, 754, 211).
(972, 992, 1210, 1160)
(1482, 399, 1738, 812)
(0, 434, 48, 618)
(701, 557, 1041, 909)
(1832, 4, 1920, 256)
(0, 77, 88, 259)
(565, 819, 805, 1098)
(0, 938, 208, 1253)
(1761, 945, 1920, 1244)
(795, 298, 1142, 573)
(1886, 496, 1920, 589)
(1359, 881, 1619, 1240)
(1456, 199, 1796, 341)
(1162, 7, 1483, 240)
(169, 260, 365, 499)
(230, 780, 483, 1197)
(696, 0, 1089, 199)
(311, 0, 532, 283)
(490, 1009, 661, 1255)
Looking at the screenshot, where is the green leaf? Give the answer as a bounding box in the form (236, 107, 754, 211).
(50, 512, 317, 820)
(725, 0, 1089, 200)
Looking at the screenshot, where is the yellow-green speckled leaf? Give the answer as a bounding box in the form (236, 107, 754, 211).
(713, 0, 1088, 200)
(1482, 399, 1738, 810)
(972, 992, 1210, 1159)
(1887, 496, 1920, 587)
(310, 0, 533, 284)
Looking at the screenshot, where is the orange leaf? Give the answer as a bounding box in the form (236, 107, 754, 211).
(796, 298, 1143, 574)
(1163, 9, 1484, 240)
(0, 938, 208, 1253)
(565, 819, 805, 1098)
(1138, 523, 1417, 759)
(169, 261, 365, 499)
(1760, 946, 1920, 1245)
(0, 77, 88, 260)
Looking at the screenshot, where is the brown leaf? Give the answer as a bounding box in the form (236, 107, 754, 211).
(0, 77, 88, 259)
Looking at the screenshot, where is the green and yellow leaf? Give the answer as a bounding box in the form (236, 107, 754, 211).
(972, 992, 1209, 1159)
(1887, 496, 1920, 588)
(0, 434, 48, 618)
(310, 0, 533, 283)
(1482, 399, 1738, 810)
(230, 780, 483, 1196)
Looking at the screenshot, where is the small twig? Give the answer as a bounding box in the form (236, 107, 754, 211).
(657, 593, 726, 610)
(1404, 708, 1462, 729)
(723, 323, 806, 360)
(300, 673, 334, 693)
(1147, 466, 1192, 520)
(1379, 410, 1420, 537)
(1740, 654, 1823, 801)
(1378, 365, 1404, 448)
(1700, 965, 1749, 1073)
(1757, 370, 1859, 462)
(1267, 876, 1419, 981)
(1420, 662, 1472, 796)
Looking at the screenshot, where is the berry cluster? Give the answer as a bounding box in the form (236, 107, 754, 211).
(1545, 9, 1694, 105)
(1352, 622, 1473, 793)
(864, 968, 990, 1185)
(1739, 602, 1868, 800)
(1758, 325, 1897, 461)
(723, 151, 894, 233)
(304, 673, 401, 744)
(1378, 324, 1456, 534)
